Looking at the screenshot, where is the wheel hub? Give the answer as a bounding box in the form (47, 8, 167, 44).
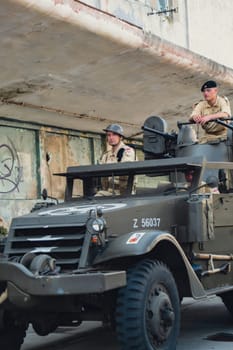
(147, 289, 175, 343)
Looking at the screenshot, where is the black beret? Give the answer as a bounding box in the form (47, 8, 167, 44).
(201, 80, 217, 92)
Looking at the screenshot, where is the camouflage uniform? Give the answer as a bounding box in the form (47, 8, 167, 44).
(98, 141, 136, 195)
(190, 96, 231, 143)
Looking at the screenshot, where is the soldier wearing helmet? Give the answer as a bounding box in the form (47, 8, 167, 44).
(97, 124, 136, 196)
(100, 124, 136, 164)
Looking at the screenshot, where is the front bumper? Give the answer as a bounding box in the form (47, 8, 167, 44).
(0, 261, 126, 298)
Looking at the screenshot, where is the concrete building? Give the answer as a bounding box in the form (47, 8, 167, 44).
(1, 0, 233, 227)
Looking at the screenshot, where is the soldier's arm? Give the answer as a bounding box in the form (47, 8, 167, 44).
(189, 102, 203, 122)
(198, 98, 231, 125)
(198, 112, 229, 125)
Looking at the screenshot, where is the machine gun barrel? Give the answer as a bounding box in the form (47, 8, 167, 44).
(142, 125, 177, 141)
(216, 118, 233, 131)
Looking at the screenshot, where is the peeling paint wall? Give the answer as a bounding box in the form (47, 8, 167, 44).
(0, 120, 103, 228)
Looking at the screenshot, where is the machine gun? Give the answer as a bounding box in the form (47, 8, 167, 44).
(142, 116, 177, 159)
(143, 115, 233, 163)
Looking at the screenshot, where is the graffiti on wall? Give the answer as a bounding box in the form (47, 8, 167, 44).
(0, 138, 23, 194)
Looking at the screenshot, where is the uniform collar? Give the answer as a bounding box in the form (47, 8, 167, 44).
(205, 95, 220, 108)
(111, 141, 124, 154)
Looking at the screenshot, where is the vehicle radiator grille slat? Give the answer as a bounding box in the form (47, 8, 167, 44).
(10, 234, 84, 242)
(6, 225, 86, 271)
(8, 246, 82, 254)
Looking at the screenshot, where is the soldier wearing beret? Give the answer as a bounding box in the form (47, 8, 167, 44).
(189, 80, 231, 143)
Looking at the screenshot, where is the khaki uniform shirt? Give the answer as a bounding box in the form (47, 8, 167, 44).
(100, 141, 136, 164)
(190, 96, 231, 141)
(99, 141, 136, 195)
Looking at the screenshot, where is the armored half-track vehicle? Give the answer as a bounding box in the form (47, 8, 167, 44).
(1, 116, 233, 350)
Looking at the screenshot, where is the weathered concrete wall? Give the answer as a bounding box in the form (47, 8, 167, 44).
(5, 0, 232, 138)
(0, 119, 103, 228)
(81, 0, 233, 70)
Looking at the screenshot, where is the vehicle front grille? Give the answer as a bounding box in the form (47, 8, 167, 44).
(5, 225, 86, 272)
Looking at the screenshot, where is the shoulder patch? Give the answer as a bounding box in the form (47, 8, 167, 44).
(124, 147, 134, 155)
(125, 146, 133, 151)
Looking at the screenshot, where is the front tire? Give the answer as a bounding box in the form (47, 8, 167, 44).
(116, 259, 180, 350)
(0, 310, 28, 350)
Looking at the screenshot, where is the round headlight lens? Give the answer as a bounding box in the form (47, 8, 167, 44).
(92, 218, 104, 233)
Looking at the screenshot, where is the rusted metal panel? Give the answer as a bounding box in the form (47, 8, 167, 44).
(40, 130, 100, 199)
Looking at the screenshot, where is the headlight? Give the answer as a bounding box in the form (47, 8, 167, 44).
(91, 218, 105, 233)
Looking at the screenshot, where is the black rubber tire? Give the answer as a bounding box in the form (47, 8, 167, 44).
(221, 291, 233, 317)
(0, 310, 27, 350)
(116, 259, 180, 350)
(0, 328, 26, 350)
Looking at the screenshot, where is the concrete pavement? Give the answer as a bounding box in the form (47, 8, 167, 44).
(178, 296, 233, 349)
(22, 296, 233, 350)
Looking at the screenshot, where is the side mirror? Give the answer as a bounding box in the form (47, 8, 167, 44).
(42, 188, 59, 205)
(42, 188, 48, 200)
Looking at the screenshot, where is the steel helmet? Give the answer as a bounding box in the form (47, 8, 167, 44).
(103, 124, 124, 137)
